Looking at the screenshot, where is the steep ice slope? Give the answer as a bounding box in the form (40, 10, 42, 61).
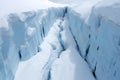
(49, 0, 120, 80)
(66, 1, 120, 80)
(15, 15, 95, 80)
(0, 0, 120, 80)
(15, 3, 120, 80)
(88, 14, 120, 80)
(67, 7, 120, 80)
(0, 7, 67, 80)
(50, 16, 95, 80)
(86, 1, 120, 80)
(67, 4, 120, 80)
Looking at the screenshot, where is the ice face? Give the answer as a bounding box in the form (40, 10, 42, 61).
(0, 1, 120, 80)
(0, 7, 66, 80)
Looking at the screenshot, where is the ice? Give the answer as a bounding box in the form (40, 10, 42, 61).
(0, 0, 120, 80)
(0, 7, 67, 79)
(87, 16, 120, 80)
(14, 40, 52, 80)
(15, 15, 95, 80)
(27, 27, 36, 36)
(51, 17, 95, 80)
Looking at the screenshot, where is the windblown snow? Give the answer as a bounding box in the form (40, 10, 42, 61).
(0, 0, 120, 80)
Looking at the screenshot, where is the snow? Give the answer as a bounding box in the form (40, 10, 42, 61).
(0, 18, 9, 30)
(0, 0, 65, 18)
(49, 0, 120, 24)
(49, 0, 103, 19)
(51, 17, 95, 80)
(0, 7, 66, 80)
(0, 0, 120, 80)
(87, 15, 120, 80)
(15, 16, 95, 80)
(15, 40, 52, 80)
(27, 27, 36, 36)
(93, 0, 120, 25)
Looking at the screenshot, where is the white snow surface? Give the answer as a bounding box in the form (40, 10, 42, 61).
(50, 0, 103, 19)
(0, 0, 65, 18)
(15, 39, 52, 80)
(50, 0, 120, 24)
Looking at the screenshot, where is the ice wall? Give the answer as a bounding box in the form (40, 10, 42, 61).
(0, 5, 120, 80)
(86, 8, 120, 80)
(0, 7, 66, 80)
(67, 5, 120, 80)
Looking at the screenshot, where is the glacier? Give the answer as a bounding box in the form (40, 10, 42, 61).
(15, 9, 95, 80)
(0, 0, 120, 80)
(0, 7, 67, 80)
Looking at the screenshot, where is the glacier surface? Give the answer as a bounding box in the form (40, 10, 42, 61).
(0, 0, 120, 80)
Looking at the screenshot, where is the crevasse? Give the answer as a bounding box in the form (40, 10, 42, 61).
(0, 6, 120, 80)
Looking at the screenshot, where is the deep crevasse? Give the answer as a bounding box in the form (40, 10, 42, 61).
(15, 14, 95, 80)
(0, 3, 120, 80)
(0, 7, 66, 80)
